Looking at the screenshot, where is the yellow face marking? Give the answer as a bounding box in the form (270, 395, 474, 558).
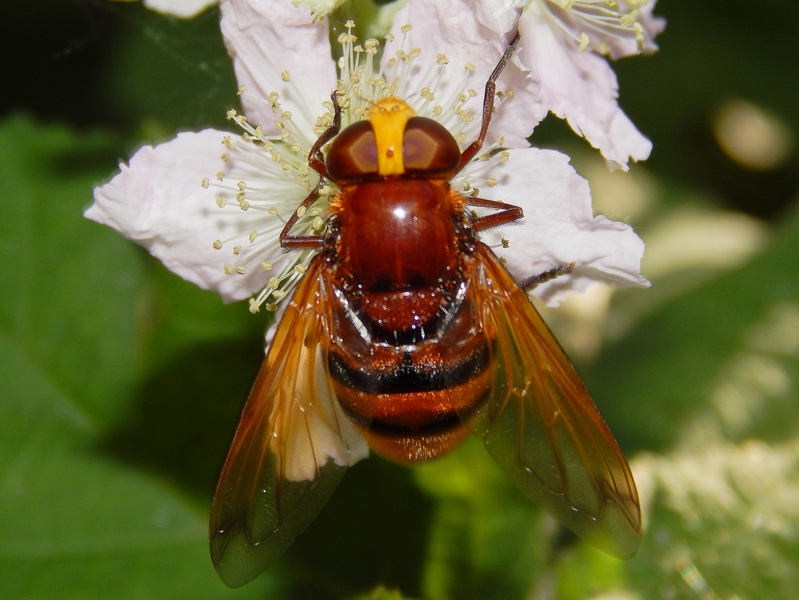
(367, 97, 417, 176)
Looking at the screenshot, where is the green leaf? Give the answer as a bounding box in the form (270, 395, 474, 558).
(587, 205, 799, 451)
(413, 438, 550, 600)
(348, 585, 417, 600)
(105, 5, 238, 136)
(0, 115, 281, 599)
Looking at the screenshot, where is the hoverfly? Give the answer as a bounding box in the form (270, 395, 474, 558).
(210, 34, 641, 588)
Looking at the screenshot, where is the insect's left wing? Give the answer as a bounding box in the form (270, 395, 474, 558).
(465, 244, 642, 558)
(210, 256, 369, 588)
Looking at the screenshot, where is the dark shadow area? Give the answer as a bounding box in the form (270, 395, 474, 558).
(45, 131, 127, 179)
(102, 336, 265, 500)
(285, 456, 432, 599)
(3, 0, 124, 127)
(5, 1, 237, 134)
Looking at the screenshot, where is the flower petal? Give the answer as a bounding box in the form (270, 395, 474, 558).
(470, 147, 649, 306)
(385, 0, 545, 148)
(472, 0, 528, 34)
(517, 6, 652, 169)
(86, 129, 279, 303)
(603, 0, 666, 60)
(143, 0, 215, 18)
(219, 0, 336, 140)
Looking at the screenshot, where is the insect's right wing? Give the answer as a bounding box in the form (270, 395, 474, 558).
(464, 244, 642, 558)
(210, 256, 368, 588)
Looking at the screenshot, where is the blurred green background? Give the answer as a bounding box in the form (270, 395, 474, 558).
(2, 1, 798, 598)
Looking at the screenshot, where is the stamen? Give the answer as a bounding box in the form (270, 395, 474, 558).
(209, 17, 520, 313)
(544, 0, 653, 56)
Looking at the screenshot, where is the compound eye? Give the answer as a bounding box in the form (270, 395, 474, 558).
(403, 117, 460, 174)
(325, 121, 378, 181)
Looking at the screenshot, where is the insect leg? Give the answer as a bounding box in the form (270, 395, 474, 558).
(456, 33, 521, 173)
(307, 92, 343, 179)
(467, 196, 524, 231)
(466, 197, 574, 289)
(279, 184, 326, 249)
(518, 263, 575, 291)
(283, 92, 344, 250)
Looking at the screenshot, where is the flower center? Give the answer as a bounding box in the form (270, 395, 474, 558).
(204, 20, 514, 313)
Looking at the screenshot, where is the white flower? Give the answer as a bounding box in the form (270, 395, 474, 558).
(132, 0, 216, 19)
(86, 0, 648, 317)
(476, 0, 665, 170)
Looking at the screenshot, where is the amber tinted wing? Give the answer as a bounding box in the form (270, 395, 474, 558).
(210, 256, 368, 588)
(466, 244, 641, 558)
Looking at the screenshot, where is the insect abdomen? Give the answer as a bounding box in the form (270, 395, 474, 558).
(327, 297, 493, 463)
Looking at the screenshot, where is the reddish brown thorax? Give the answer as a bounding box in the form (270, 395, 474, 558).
(334, 178, 458, 290)
(325, 97, 466, 332)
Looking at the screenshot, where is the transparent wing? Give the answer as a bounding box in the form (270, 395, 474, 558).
(210, 257, 369, 588)
(466, 244, 641, 558)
